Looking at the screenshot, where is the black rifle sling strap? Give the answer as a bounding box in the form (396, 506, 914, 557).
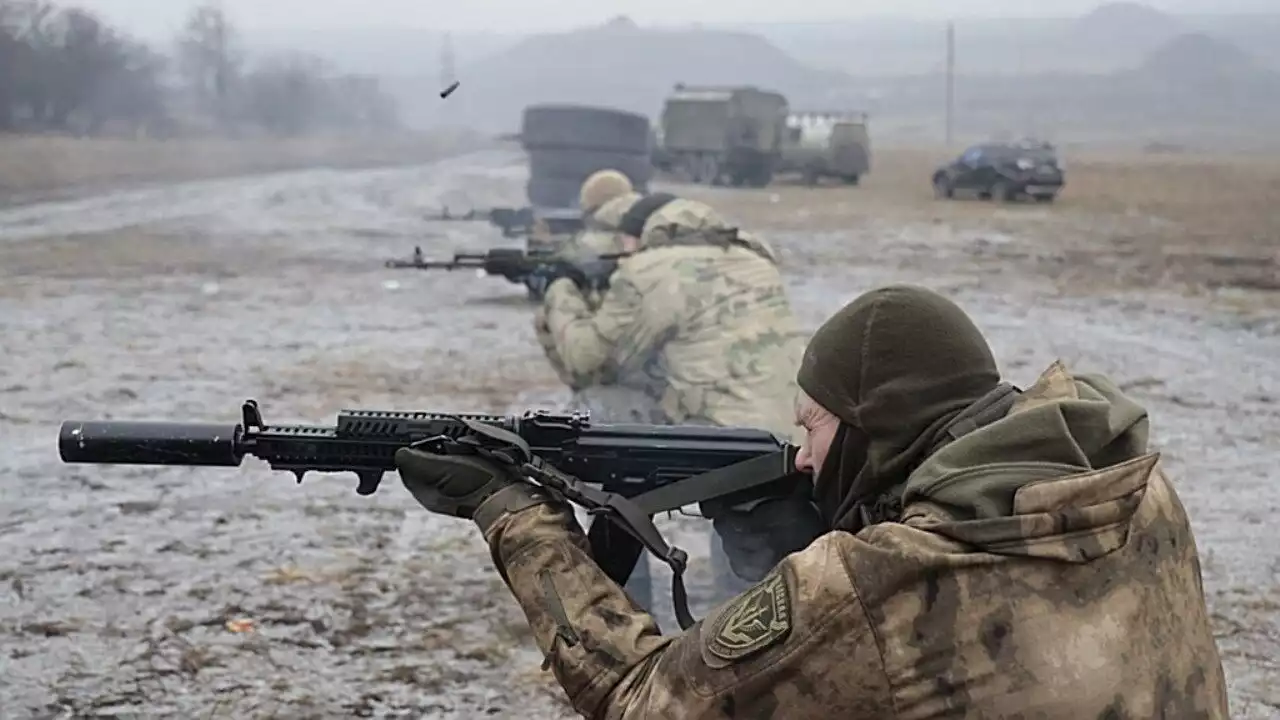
(618, 192, 678, 238)
(448, 420, 800, 631)
(576, 448, 801, 631)
(453, 418, 696, 630)
(627, 449, 800, 516)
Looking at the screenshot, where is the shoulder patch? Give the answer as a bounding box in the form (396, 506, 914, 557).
(705, 572, 792, 663)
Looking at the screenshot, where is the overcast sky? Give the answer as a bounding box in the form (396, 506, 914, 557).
(70, 0, 1269, 39)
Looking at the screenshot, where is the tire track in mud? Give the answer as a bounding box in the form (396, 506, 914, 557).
(1, 151, 1276, 717)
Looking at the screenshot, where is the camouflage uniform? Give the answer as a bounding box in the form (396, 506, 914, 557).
(534, 194, 809, 627)
(533, 191, 657, 419)
(480, 361, 1229, 718)
(538, 196, 806, 439)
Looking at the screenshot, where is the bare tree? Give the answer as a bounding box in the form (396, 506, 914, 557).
(176, 2, 239, 129)
(241, 54, 399, 137)
(0, 2, 165, 135)
(2, 0, 393, 138)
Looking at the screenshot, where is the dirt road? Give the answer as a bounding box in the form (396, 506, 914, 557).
(2, 148, 1276, 718)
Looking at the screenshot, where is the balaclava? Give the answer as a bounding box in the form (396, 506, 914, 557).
(796, 285, 1002, 531)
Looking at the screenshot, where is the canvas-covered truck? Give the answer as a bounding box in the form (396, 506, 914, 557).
(429, 104, 654, 256)
(655, 84, 789, 187)
(777, 111, 871, 186)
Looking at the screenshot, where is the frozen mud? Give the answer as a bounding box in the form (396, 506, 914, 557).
(1, 149, 1276, 718)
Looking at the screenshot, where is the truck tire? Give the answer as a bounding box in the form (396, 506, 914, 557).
(745, 164, 773, 188)
(526, 148, 653, 189)
(526, 176, 582, 208)
(521, 105, 651, 154)
(989, 179, 1015, 202)
(932, 174, 954, 199)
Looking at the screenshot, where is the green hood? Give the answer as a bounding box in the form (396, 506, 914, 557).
(901, 360, 1155, 562)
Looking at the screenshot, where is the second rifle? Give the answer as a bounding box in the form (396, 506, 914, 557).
(385, 246, 620, 299)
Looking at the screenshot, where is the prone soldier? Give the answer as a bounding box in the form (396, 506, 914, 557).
(533, 170, 817, 627)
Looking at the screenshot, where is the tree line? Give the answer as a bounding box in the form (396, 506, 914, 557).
(0, 1, 399, 138)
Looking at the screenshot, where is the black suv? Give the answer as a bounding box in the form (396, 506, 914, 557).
(932, 140, 1064, 202)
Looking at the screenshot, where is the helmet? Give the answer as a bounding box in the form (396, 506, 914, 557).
(579, 170, 634, 215)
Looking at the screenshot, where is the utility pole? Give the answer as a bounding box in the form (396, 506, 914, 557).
(945, 20, 955, 148)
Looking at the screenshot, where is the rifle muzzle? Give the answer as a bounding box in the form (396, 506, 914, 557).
(58, 421, 244, 466)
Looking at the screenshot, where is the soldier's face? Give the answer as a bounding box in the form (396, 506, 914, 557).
(793, 391, 840, 476)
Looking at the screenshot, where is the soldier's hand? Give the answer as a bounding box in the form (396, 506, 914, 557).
(395, 448, 530, 522)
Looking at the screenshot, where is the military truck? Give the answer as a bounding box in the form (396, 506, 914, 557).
(655, 84, 789, 187)
(777, 111, 871, 186)
(429, 104, 653, 256)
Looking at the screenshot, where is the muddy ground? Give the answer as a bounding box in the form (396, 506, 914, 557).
(1, 148, 1277, 718)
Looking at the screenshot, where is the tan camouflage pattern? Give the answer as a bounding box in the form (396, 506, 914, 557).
(532, 192, 641, 391)
(483, 361, 1228, 718)
(579, 169, 634, 215)
(539, 197, 805, 440)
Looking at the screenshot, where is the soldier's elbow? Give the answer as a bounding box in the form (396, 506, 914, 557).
(560, 343, 610, 378)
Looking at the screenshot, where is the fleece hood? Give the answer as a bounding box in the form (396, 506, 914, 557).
(901, 360, 1156, 562)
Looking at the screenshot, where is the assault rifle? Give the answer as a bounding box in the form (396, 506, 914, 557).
(384, 245, 620, 300)
(58, 400, 802, 629)
(425, 206, 584, 239)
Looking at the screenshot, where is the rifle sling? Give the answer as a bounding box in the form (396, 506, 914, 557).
(453, 419, 793, 632)
(618, 193, 678, 238)
(583, 449, 797, 631)
(627, 450, 795, 515)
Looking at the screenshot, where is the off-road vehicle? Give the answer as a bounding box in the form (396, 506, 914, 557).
(777, 111, 871, 186)
(932, 140, 1064, 203)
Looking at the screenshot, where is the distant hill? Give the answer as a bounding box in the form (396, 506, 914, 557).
(239, 7, 1280, 148)
(1072, 2, 1183, 41)
(726, 4, 1280, 75)
(426, 17, 857, 132)
(1135, 31, 1266, 81)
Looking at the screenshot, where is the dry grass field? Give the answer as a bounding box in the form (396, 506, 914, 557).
(701, 146, 1280, 301)
(0, 131, 493, 204)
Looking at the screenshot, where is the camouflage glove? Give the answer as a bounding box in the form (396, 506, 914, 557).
(395, 448, 549, 531)
(708, 494, 826, 582)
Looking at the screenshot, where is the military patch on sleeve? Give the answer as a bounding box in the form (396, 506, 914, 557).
(705, 572, 792, 663)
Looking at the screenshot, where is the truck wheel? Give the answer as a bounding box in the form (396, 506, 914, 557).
(521, 105, 651, 154)
(746, 166, 773, 188)
(842, 174, 860, 186)
(696, 156, 720, 185)
(932, 175, 953, 199)
(990, 180, 1015, 202)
